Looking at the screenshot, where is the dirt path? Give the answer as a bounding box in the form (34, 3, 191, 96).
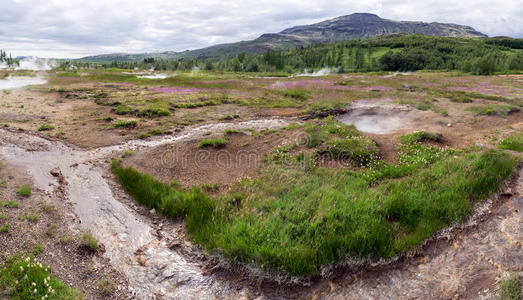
(0, 119, 521, 299)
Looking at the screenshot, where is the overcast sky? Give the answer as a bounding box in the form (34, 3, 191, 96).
(1, 0, 522, 58)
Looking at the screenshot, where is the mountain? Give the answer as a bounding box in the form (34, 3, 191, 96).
(80, 13, 487, 62)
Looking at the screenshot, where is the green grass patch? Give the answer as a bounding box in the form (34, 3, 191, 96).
(500, 273, 521, 300)
(138, 128, 163, 139)
(466, 105, 520, 116)
(37, 124, 55, 131)
(305, 101, 346, 118)
(0, 255, 82, 299)
(0, 223, 9, 233)
(198, 138, 227, 149)
(283, 89, 308, 101)
(399, 131, 442, 144)
(112, 120, 137, 129)
(16, 185, 32, 197)
(499, 132, 523, 152)
(0, 200, 20, 208)
(224, 129, 242, 135)
(81, 233, 99, 251)
(112, 124, 518, 277)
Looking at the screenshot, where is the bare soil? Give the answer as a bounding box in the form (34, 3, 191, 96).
(0, 160, 131, 299)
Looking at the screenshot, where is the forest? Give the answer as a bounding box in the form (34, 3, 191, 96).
(66, 35, 523, 75)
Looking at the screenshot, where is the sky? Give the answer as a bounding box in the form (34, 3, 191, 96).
(1, 0, 522, 58)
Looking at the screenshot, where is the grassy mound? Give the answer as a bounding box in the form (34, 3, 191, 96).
(111, 123, 518, 276)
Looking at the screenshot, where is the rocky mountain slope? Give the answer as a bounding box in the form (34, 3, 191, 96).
(81, 13, 487, 61)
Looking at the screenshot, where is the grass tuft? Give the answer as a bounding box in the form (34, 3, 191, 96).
(16, 185, 32, 197)
(81, 233, 99, 251)
(500, 273, 521, 300)
(499, 132, 523, 152)
(198, 138, 227, 149)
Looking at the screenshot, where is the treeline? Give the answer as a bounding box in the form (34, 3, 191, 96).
(66, 35, 523, 75)
(0, 50, 17, 68)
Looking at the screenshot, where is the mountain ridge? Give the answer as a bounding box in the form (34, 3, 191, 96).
(80, 13, 487, 62)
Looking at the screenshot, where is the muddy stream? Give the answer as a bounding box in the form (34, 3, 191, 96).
(0, 114, 521, 299)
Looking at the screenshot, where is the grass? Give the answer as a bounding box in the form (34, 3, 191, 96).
(500, 273, 521, 300)
(16, 185, 32, 197)
(120, 150, 136, 158)
(26, 214, 39, 223)
(224, 129, 242, 135)
(0, 255, 82, 299)
(305, 101, 346, 118)
(283, 89, 308, 101)
(97, 276, 116, 296)
(112, 120, 137, 129)
(499, 132, 523, 152)
(111, 118, 518, 276)
(138, 128, 163, 139)
(399, 131, 442, 144)
(198, 137, 227, 148)
(466, 105, 520, 116)
(32, 243, 45, 255)
(0, 223, 9, 233)
(81, 233, 99, 251)
(37, 124, 55, 131)
(0, 200, 20, 208)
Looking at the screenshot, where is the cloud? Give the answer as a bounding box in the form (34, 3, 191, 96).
(0, 0, 521, 58)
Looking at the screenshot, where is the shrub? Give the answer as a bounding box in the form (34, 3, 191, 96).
(16, 185, 32, 197)
(81, 233, 99, 251)
(198, 138, 227, 148)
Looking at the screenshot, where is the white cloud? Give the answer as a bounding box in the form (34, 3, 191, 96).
(0, 0, 521, 58)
